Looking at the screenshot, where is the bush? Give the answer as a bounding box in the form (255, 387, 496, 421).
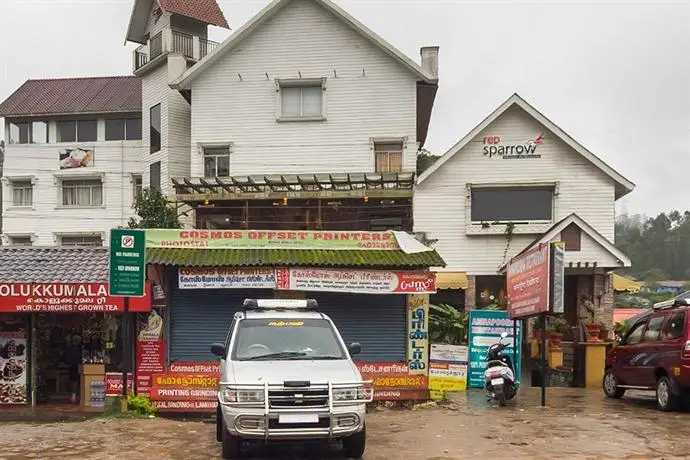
(127, 395, 157, 417)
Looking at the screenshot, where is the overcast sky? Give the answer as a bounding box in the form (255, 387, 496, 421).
(1, 0, 688, 217)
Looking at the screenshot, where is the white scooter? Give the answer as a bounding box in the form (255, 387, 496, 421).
(483, 331, 517, 406)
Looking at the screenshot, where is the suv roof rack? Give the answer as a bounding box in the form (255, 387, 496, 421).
(243, 298, 318, 310)
(653, 297, 690, 310)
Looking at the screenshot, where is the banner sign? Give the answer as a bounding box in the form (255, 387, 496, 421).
(178, 267, 276, 289)
(105, 372, 134, 397)
(467, 310, 522, 389)
(275, 268, 436, 294)
(356, 362, 428, 401)
(407, 294, 429, 375)
(135, 310, 165, 396)
(0, 282, 151, 313)
(551, 243, 565, 314)
(506, 244, 550, 319)
(428, 344, 468, 399)
(0, 331, 28, 404)
(148, 362, 220, 412)
(146, 229, 400, 250)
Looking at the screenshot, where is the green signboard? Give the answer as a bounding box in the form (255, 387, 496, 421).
(109, 229, 146, 297)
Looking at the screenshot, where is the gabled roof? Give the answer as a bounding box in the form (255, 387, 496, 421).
(0, 76, 141, 117)
(170, 0, 438, 90)
(500, 213, 632, 271)
(125, 0, 229, 45)
(0, 247, 109, 283)
(417, 93, 635, 199)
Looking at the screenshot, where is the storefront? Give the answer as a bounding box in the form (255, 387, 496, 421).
(142, 229, 444, 411)
(0, 247, 151, 409)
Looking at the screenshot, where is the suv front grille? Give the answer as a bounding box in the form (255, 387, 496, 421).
(268, 388, 329, 408)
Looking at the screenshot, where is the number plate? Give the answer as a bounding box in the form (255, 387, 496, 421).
(278, 413, 319, 424)
(491, 378, 504, 386)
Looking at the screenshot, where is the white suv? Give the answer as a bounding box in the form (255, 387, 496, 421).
(211, 298, 373, 459)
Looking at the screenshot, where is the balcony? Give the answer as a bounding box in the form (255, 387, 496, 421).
(133, 29, 219, 73)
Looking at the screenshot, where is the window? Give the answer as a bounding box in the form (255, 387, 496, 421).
(624, 321, 646, 345)
(665, 312, 686, 340)
(9, 236, 32, 246)
(470, 186, 554, 222)
(150, 161, 161, 191)
(9, 121, 47, 144)
(61, 179, 103, 207)
(57, 121, 77, 143)
(561, 223, 582, 251)
(643, 316, 665, 342)
(150, 104, 161, 153)
(375, 142, 403, 173)
(203, 147, 230, 177)
(11, 181, 33, 207)
(105, 118, 142, 141)
(370, 217, 403, 231)
(60, 235, 103, 246)
(278, 79, 324, 119)
(77, 120, 97, 142)
(132, 175, 143, 199)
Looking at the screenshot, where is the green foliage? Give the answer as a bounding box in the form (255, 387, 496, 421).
(429, 304, 468, 345)
(548, 317, 569, 334)
(127, 395, 157, 416)
(128, 187, 181, 229)
(416, 149, 440, 175)
(614, 321, 630, 341)
(615, 211, 690, 281)
(614, 290, 679, 308)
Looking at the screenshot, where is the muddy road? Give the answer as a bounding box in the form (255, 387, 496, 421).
(1, 388, 689, 460)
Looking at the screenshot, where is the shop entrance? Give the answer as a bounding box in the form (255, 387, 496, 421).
(35, 313, 124, 405)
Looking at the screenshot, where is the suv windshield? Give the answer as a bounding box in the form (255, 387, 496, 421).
(231, 318, 347, 361)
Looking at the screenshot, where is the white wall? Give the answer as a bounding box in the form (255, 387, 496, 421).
(2, 119, 142, 246)
(189, 0, 419, 177)
(414, 105, 619, 275)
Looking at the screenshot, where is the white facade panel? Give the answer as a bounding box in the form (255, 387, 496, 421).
(414, 105, 619, 275)
(189, 0, 418, 177)
(141, 64, 170, 193)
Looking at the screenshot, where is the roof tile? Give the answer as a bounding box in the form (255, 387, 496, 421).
(0, 76, 142, 117)
(159, 0, 229, 29)
(0, 247, 110, 283)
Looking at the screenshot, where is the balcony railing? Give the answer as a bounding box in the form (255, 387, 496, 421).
(135, 49, 149, 70)
(150, 32, 163, 60)
(172, 31, 194, 58)
(200, 38, 219, 58)
(133, 29, 220, 72)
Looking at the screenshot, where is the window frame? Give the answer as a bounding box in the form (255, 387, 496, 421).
(623, 320, 647, 346)
(275, 78, 327, 122)
(131, 174, 143, 200)
(58, 234, 104, 247)
(664, 311, 687, 341)
(8, 235, 33, 246)
(58, 177, 104, 208)
(150, 103, 162, 153)
(642, 315, 666, 342)
(10, 179, 34, 207)
(105, 117, 143, 141)
(374, 141, 404, 173)
(8, 121, 48, 144)
(202, 144, 231, 178)
(150, 161, 162, 191)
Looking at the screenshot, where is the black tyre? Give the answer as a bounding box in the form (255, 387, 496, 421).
(603, 369, 626, 399)
(496, 387, 506, 406)
(216, 405, 223, 442)
(342, 424, 366, 459)
(656, 376, 679, 412)
(221, 424, 242, 459)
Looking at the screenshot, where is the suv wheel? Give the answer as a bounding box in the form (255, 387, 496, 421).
(342, 424, 366, 459)
(221, 422, 242, 459)
(603, 369, 625, 398)
(656, 376, 679, 412)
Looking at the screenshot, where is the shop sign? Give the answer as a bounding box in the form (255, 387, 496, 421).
(109, 228, 146, 297)
(506, 244, 550, 318)
(149, 362, 220, 412)
(146, 229, 400, 250)
(407, 294, 429, 375)
(356, 362, 428, 401)
(275, 268, 436, 294)
(105, 372, 134, 397)
(135, 310, 165, 396)
(467, 310, 522, 389)
(0, 282, 151, 313)
(0, 331, 28, 404)
(482, 134, 543, 159)
(428, 344, 468, 400)
(178, 267, 276, 290)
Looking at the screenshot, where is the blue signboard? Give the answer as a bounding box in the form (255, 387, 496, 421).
(467, 310, 523, 389)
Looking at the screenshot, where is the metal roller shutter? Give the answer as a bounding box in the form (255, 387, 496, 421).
(310, 292, 407, 363)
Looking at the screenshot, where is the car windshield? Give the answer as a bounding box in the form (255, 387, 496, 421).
(231, 318, 347, 361)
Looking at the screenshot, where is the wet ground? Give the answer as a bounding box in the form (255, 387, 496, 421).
(1, 388, 689, 460)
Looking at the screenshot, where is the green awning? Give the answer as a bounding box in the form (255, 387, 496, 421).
(146, 247, 446, 268)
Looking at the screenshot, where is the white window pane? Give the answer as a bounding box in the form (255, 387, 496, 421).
(281, 87, 302, 117)
(302, 87, 322, 116)
(217, 156, 230, 177)
(204, 156, 217, 177)
(32, 122, 48, 144)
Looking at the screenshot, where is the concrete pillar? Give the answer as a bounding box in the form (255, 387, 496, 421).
(464, 275, 476, 310)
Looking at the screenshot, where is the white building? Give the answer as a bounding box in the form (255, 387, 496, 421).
(0, 76, 143, 246)
(414, 94, 635, 328)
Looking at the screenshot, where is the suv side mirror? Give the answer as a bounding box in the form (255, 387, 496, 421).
(211, 342, 226, 358)
(348, 342, 362, 356)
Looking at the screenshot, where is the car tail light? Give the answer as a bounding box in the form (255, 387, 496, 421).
(683, 340, 690, 360)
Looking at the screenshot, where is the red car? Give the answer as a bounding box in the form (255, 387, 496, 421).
(603, 297, 690, 411)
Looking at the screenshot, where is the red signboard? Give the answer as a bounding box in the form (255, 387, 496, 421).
(356, 362, 428, 401)
(0, 282, 151, 313)
(148, 362, 220, 412)
(507, 244, 550, 319)
(275, 268, 436, 294)
(135, 340, 165, 395)
(105, 373, 134, 397)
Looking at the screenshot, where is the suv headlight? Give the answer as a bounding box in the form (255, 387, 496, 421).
(333, 386, 368, 401)
(219, 386, 265, 404)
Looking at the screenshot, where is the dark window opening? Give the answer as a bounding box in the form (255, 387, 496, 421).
(77, 120, 97, 142)
(471, 186, 554, 222)
(150, 104, 161, 153)
(475, 275, 507, 308)
(57, 121, 77, 143)
(106, 118, 143, 141)
(150, 161, 161, 191)
(561, 223, 582, 251)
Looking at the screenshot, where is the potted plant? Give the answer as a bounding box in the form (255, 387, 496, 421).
(598, 321, 611, 341)
(585, 321, 601, 342)
(548, 317, 568, 349)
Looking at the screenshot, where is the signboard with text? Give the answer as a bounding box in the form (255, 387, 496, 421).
(109, 228, 146, 297)
(148, 362, 221, 412)
(467, 310, 522, 389)
(506, 244, 550, 319)
(355, 362, 428, 401)
(178, 267, 276, 290)
(428, 344, 468, 399)
(275, 268, 436, 294)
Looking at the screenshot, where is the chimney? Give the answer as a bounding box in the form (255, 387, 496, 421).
(420, 46, 439, 78)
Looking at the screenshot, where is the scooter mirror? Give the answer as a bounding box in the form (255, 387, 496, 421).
(500, 332, 509, 338)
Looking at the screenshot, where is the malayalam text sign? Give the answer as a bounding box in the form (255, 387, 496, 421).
(467, 310, 522, 389)
(428, 344, 468, 400)
(275, 268, 436, 294)
(356, 362, 428, 401)
(109, 229, 146, 297)
(178, 267, 276, 289)
(507, 244, 550, 319)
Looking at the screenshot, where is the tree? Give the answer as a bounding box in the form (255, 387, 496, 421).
(128, 187, 181, 229)
(416, 148, 441, 175)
